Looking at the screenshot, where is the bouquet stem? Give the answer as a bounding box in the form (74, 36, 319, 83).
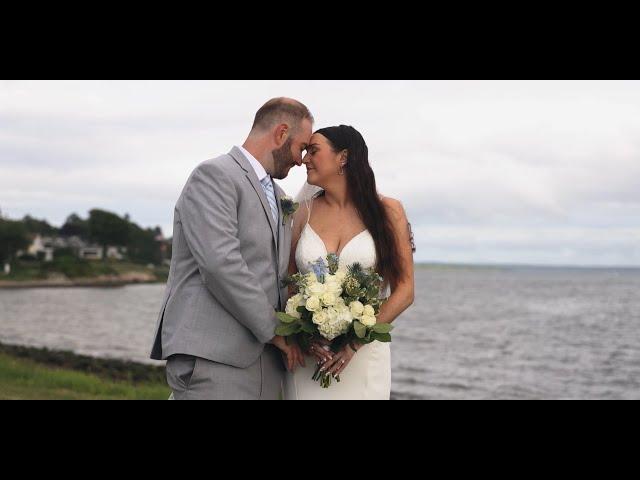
(311, 363, 340, 388)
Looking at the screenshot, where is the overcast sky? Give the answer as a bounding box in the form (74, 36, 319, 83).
(1, 80, 639, 266)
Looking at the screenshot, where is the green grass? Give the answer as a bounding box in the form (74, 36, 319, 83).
(0, 346, 170, 400)
(41, 256, 119, 278)
(3, 262, 48, 281)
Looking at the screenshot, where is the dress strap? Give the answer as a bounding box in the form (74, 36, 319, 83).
(306, 192, 322, 226)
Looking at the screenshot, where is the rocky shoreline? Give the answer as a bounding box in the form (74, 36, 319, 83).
(0, 342, 166, 383)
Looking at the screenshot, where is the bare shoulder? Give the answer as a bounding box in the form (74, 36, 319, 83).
(380, 196, 407, 220)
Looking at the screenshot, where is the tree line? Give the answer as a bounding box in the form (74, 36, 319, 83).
(0, 209, 171, 267)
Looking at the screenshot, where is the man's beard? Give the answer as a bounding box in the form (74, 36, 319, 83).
(271, 137, 295, 180)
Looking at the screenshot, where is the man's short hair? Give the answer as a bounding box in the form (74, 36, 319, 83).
(251, 97, 314, 134)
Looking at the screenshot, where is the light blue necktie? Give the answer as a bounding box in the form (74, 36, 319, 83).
(260, 176, 279, 224)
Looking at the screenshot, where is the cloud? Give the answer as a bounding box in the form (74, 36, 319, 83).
(1, 80, 639, 265)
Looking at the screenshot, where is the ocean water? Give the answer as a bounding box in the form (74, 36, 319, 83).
(1, 265, 639, 399)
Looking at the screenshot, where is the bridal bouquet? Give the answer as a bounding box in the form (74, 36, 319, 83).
(276, 253, 393, 388)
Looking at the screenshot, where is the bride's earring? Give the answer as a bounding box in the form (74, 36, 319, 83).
(339, 152, 348, 176)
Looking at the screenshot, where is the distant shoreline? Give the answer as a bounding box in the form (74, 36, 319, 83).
(0, 277, 164, 290)
(0, 277, 164, 289)
(0, 258, 169, 290)
(415, 262, 640, 270)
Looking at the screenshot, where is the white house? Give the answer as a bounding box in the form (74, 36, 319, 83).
(106, 246, 126, 260)
(21, 235, 126, 262)
(26, 234, 54, 262)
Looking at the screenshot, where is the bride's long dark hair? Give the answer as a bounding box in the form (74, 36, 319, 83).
(315, 125, 402, 286)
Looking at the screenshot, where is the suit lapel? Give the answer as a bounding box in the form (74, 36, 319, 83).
(274, 183, 285, 255)
(274, 182, 288, 309)
(229, 147, 278, 249)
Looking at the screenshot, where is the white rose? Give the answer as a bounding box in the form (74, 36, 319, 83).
(326, 272, 342, 283)
(350, 301, 365, 319)
(363, 305, 376, 318)
(360, 314, 377, 327)
(321, 292, 337, 307)
(285, 294, 303, 319)
(325, 280, 343, 296)
(326, 307, 340, 325)
(334, 270, 347, 283)
(305, 272, 318, 284)
(308, 281, 326, 297)
(306, 296, 321, 312)
(337, 305, 353, 324)
(312, 310, 329, 326)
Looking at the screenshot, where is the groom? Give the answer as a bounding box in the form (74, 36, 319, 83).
(151, 98, 313, 399)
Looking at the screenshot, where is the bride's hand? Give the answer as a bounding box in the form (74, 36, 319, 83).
(321, 342, 359, 378)
(308, 337, 333, 364)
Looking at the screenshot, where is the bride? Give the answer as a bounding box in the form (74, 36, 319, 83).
(283, 125, 415, 400)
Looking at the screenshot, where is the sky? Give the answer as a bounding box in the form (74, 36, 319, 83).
(1, 80, 639, 266)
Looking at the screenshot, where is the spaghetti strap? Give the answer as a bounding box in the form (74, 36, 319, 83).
(306, 197, 313, 225)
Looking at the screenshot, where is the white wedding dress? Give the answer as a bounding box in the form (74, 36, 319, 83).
(283, 198, 391, 400)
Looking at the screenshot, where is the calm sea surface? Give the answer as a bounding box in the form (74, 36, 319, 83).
(1, 265, 639, 399)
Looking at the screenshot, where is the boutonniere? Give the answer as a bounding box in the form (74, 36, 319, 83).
(280, 196, 299, 225)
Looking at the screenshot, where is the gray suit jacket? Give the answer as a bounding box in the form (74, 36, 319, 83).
(150, 147, 292, 368)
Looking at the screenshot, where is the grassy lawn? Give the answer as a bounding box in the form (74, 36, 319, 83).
(0, 347, 170, 400)
(2, 263, 48, 281)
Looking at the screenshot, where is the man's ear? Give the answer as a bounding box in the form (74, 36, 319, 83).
(274, 123, 289, 147)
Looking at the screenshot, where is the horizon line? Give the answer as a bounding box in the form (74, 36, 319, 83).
(416, 261, 640, 269)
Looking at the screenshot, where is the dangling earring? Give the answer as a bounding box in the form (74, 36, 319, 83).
(339, 164, 345, 176)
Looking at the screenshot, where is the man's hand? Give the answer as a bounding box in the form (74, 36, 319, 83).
(271, 336, 306, 372)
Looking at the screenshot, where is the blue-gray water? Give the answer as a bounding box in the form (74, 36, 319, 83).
(1, 265, 639, 399)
